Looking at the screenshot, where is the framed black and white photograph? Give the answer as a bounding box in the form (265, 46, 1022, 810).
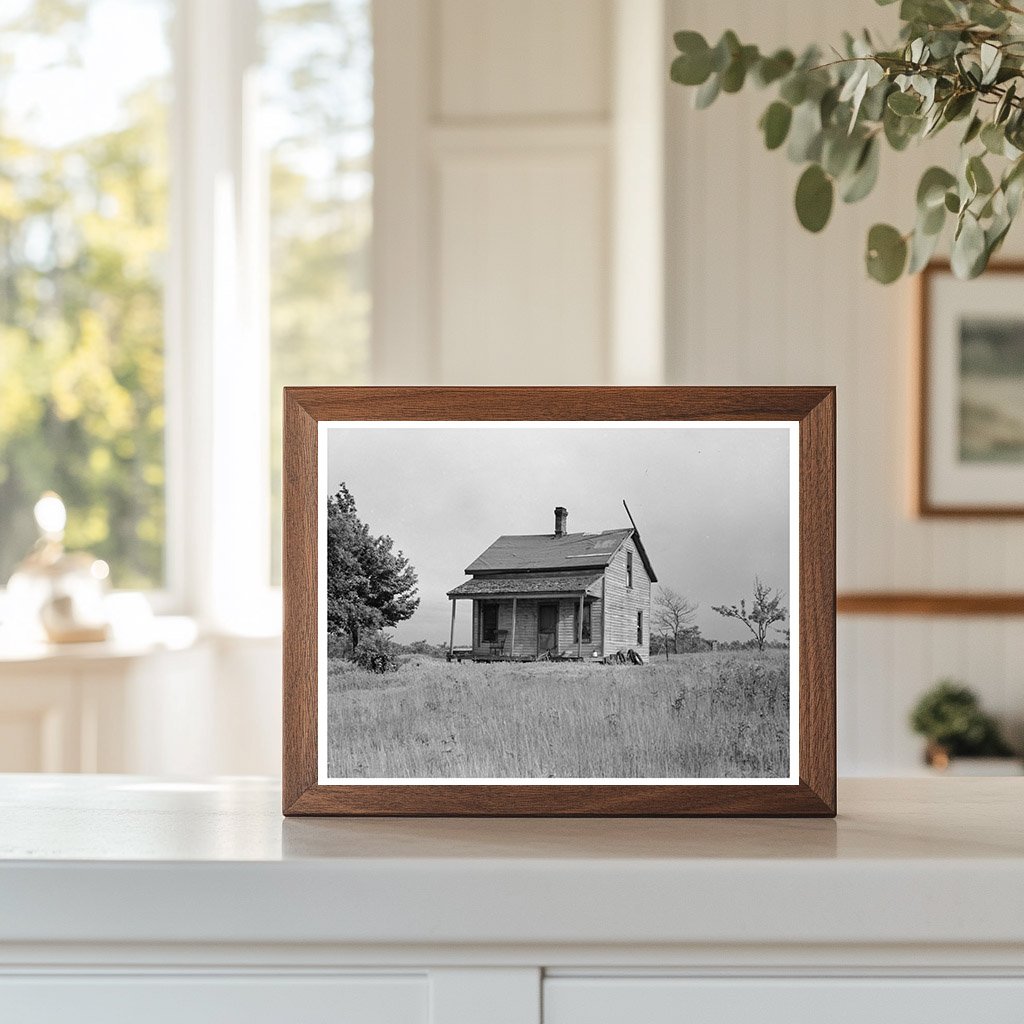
(283, 387, 835, 816)
(918, 262, 1024, 517)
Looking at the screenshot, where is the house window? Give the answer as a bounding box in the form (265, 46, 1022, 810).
(480, 602, 499, 643)
(626, 550, 634, 588)
(574, 601, 591, 644)
(637, 610, 643, 645)
(264, 0, 372, 581)
(0, 0, 173, 589)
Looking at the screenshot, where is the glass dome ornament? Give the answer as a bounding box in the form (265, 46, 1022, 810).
(5, 492, 111, 644)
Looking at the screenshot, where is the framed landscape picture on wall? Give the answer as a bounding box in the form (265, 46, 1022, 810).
(282, 387, 836, 817)
(918, 262, 1024, 516)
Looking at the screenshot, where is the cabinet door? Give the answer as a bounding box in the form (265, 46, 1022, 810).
(0, 974, 427, 1024)
(544, 977, 1024, 1024)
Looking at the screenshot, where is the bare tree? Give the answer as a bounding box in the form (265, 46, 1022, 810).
(654, 587, 698, 658)
(712, 577, 786, 653)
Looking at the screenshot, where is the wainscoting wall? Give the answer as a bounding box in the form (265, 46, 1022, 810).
(666, 0, 1024, 772)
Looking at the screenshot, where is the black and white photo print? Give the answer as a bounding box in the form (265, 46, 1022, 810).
(318, 422, 798, 785)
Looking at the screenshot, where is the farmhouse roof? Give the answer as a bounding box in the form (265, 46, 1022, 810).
(465, 527, 657, 582)
(447, 572, 604, 599)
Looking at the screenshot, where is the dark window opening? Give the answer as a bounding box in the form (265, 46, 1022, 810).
(575, 601, 592, 644)
(481, 602, 499, 643)
(637, 610, 643, 645)
(626, 550, 634, 588)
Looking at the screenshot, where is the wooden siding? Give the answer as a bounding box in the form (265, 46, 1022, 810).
(602, 537, 651, 659)
(471, 597, 602, 659)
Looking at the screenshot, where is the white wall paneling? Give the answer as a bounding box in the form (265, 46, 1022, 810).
(373, 0, 665, 385)
(664, 0, 1024, 774)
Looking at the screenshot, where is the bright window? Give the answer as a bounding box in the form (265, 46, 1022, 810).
(262, 0, 372, 582)
(0, 0, 172, 589)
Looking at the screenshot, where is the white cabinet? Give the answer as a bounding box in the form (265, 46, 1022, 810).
(544, 978, 1024, 1024)
(1, 777, 1023, 1024)
(1, 975, 428, 1024)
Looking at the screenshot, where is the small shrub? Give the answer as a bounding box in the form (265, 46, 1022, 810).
(353, 631, 400, 674)
(909, 681, 1013, 758)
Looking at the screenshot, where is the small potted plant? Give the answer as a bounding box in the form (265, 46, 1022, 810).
(910, 680, 1020, 774)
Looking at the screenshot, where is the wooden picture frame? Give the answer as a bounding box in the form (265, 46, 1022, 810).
(917, 260, 1024, 517)
(283, 387, 836, 817)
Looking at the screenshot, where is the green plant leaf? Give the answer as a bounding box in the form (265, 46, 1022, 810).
(962, 115, 983, 145)
(908, 221, 942, 273)
(951, 212, 987, 278)
(917, 166, 957, 210)
(754, 49, 795, 87)
(694, 73, 721, 109)
(970, 2, 1009, 29)
(710, 30, 740, 73)
(842, 136, 880, 203)
(671, 32, 713, 86)
(760, 101, 793, 150)
(944, 190, 960, 213)
(779, 73, 807, 106)
(721, 44, 759, 92)
(967, 154, 995, 196)
(981, 122, 1005, 155)
(787, 101, 823, 162)
(795, 164, 834, 232)
(866, 223, 907, 283)
(888, 90, 921, 115)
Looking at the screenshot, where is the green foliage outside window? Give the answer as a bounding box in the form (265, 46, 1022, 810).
(0, 0, 170, 587)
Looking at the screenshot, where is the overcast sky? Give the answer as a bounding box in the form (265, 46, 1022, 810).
(325, 425, 793, 645)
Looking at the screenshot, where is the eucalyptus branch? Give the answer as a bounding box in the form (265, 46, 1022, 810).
(670, 0, 1024, 283)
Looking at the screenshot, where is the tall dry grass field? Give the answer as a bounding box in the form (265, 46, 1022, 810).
(327, 650, 790, 779)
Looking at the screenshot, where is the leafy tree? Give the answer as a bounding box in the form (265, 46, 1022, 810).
(670, 0, 1024, 283)
(0, 1, 169, 586)
(654, 586, 698, 657)
(325, 483, 419, 651)
(712, 578, 787, 652)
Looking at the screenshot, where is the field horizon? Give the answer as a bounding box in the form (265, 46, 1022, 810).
(326, 650, 791, 781)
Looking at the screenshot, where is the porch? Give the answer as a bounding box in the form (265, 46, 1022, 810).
(445, 573, 605, 662)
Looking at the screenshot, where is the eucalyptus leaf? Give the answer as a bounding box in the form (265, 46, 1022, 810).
(754, 49, 795, 87)
(962, 115, 983, 145)
(908, 222, 942, 273)
(779, 73, 807, 106)
(795, 164, 834, 232)
(967, 154, 995, 195)
(888, 90, 921, 115)
(980, 122, 1005, 155)
(951, 211, 987, 278)
(842, 137, 881, 203)
(917, 166, 957, 210)
(694, 73, 721, 109)
(866, 223, 908, 283)
(787, 101, 823, 162)
(760, 101, 793, 150)
(670, 5, 1024, 284)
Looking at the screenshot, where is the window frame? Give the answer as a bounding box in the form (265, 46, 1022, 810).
(626, 549, 634, 589)
(637, 610, 643, 645)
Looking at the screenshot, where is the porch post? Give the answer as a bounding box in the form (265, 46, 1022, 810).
(510, 596, 518, 661)
(577, 591, 585, 660)
(449, 598, 456, 655)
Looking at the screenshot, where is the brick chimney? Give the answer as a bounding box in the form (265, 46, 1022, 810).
(554, 506, 568, 537)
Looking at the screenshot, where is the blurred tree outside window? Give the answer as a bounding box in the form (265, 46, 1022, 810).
(0, 0, 172, 589)
(262, 0, 372, 583)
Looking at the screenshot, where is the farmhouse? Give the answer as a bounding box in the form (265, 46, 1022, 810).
(446, 506, 657, 662)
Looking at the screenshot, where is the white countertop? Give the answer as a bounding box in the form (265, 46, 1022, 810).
(2, 775, 1023, 951)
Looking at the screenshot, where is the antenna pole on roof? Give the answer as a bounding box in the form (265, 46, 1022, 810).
(622, 500, 639, 534)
